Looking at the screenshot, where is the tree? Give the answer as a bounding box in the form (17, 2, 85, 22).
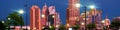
(73, 25, 80, 30)
(48, 25, 55, 30)
(110, 18, 120, 30)
(7, 12, 24, 28)
(86, 23, 96, 30)
(0, 21, 6, 30)
(59, 25, 66, 30)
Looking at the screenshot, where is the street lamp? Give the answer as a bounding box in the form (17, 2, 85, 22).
(74, 3, 81, 8)
(67, 24, 70, 27)
(81, 22, 85, 25)
(18, 10, 24, 14)
(49, 26, 52, 28)
(42, 27, 45, 29)
(74, 2, 96, 30)
(8, 18, 11, 20)
(42, 14, 45, 18)
(34, 27, 36, 30)
(1, 20, 4, 23)
(102, 20, 106, 29)
(8, 18, 11, 30)
(18, 9, 24, 30)
(89, 5, 95, 9)
(56, 25, 59, 28)
(102, 20, 105, 23)
(81, 5, 96, 30)
(55, 25, 59, 30)
(24, 4, 28, 30)
(52, 15, 55, 18)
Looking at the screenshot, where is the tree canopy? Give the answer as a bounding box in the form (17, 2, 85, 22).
(86, 23, 96, 30)
(110, 17, 120, 30)
(0, 21, 6, 30)
(7, 12, 24, 26)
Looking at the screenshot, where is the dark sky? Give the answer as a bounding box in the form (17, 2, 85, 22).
(0, 0, 120, 25)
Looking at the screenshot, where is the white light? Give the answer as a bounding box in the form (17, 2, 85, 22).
(41, 14, 45, 18)
(89, 5, 95, 9)
(75, 3, 81, 8)
(69, 28, 72, 30)
(34, 27, 36, 30)
(87, 12, 89, 14)
(102, 20, 105, 23)
(8, 18, 11, 20)
(67, 24, 70, 27)
(42, 27, 45, 29)
(18, 10, 24, 14)
(56, 25, 59, 28)
(83, 18, 85, 20)
(2, 21, 4, 23)
(49, 26, 52, 28)
(86, 18, 89, 20)
(81, 13, 85, 15)
(52, 15, 55, 18)
(28, 28, 30, 30)
(81, 22, 84, 25)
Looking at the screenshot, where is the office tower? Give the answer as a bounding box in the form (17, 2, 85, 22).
(30, 5, 42, 30)
(48, 6, 56, 26)
(66, 0, 80, 27)
(41, 3, 49, 26)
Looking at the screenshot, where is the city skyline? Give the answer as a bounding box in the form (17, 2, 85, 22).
(0, 0, 120, 25)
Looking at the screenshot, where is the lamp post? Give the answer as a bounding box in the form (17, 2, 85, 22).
(84, 6, 87, 30)
(85, 5, 95, 30)
(8, 18, 11, 30)
(75, 3, 81, 8)
(81, 22, 85, 30)
(2, 21, 4, 24)
(55, 25, 59, 30)
(74, 2, 96, 30)
(102, 20, 105, 30)
(18, 10, 24, 30)
(24, 4, 28, 30)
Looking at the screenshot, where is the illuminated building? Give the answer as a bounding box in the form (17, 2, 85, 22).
(89, 9, 102, 29)
(30, 5, 42, 30)
(86, 11, 92, 24)
(41, 4, 61, 28)
(48, 14, 54, 25)
(66, 0, 80, 27)
(79, 9, 102, 29)
(41, 3, 49, 26)
(103, 16, 110, 26)
(49, 6, 56, 15)
(80, 11, 92, 25)
(54, 12, 61, 28)
(101, 16, 110, 30)
(47, 6, 56, 26)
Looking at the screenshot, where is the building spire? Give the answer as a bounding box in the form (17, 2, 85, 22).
(43, 3, 47, 8)
(42, 3, 47, 12)
(44, 3, 47, 7)
(105, 14, 108, 19)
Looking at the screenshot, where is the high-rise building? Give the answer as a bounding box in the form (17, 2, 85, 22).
(66, 0, 81, 27)
(54, 12, 61, 28)
(90, 9, 102, 29)
(48, 6, 56, 26)
(48, 14, 54, 25)
(30, 5, 42, 30)
(49, 6, 56, 15)
(41, 4, 61, 27)
(103, 15, 110, 26)
(80, 11, 92, 25)
(41, 3, 49, 26)
(86, 11, 92, 24)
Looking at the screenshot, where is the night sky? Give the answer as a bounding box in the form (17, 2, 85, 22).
(0, 0, 120, 25)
